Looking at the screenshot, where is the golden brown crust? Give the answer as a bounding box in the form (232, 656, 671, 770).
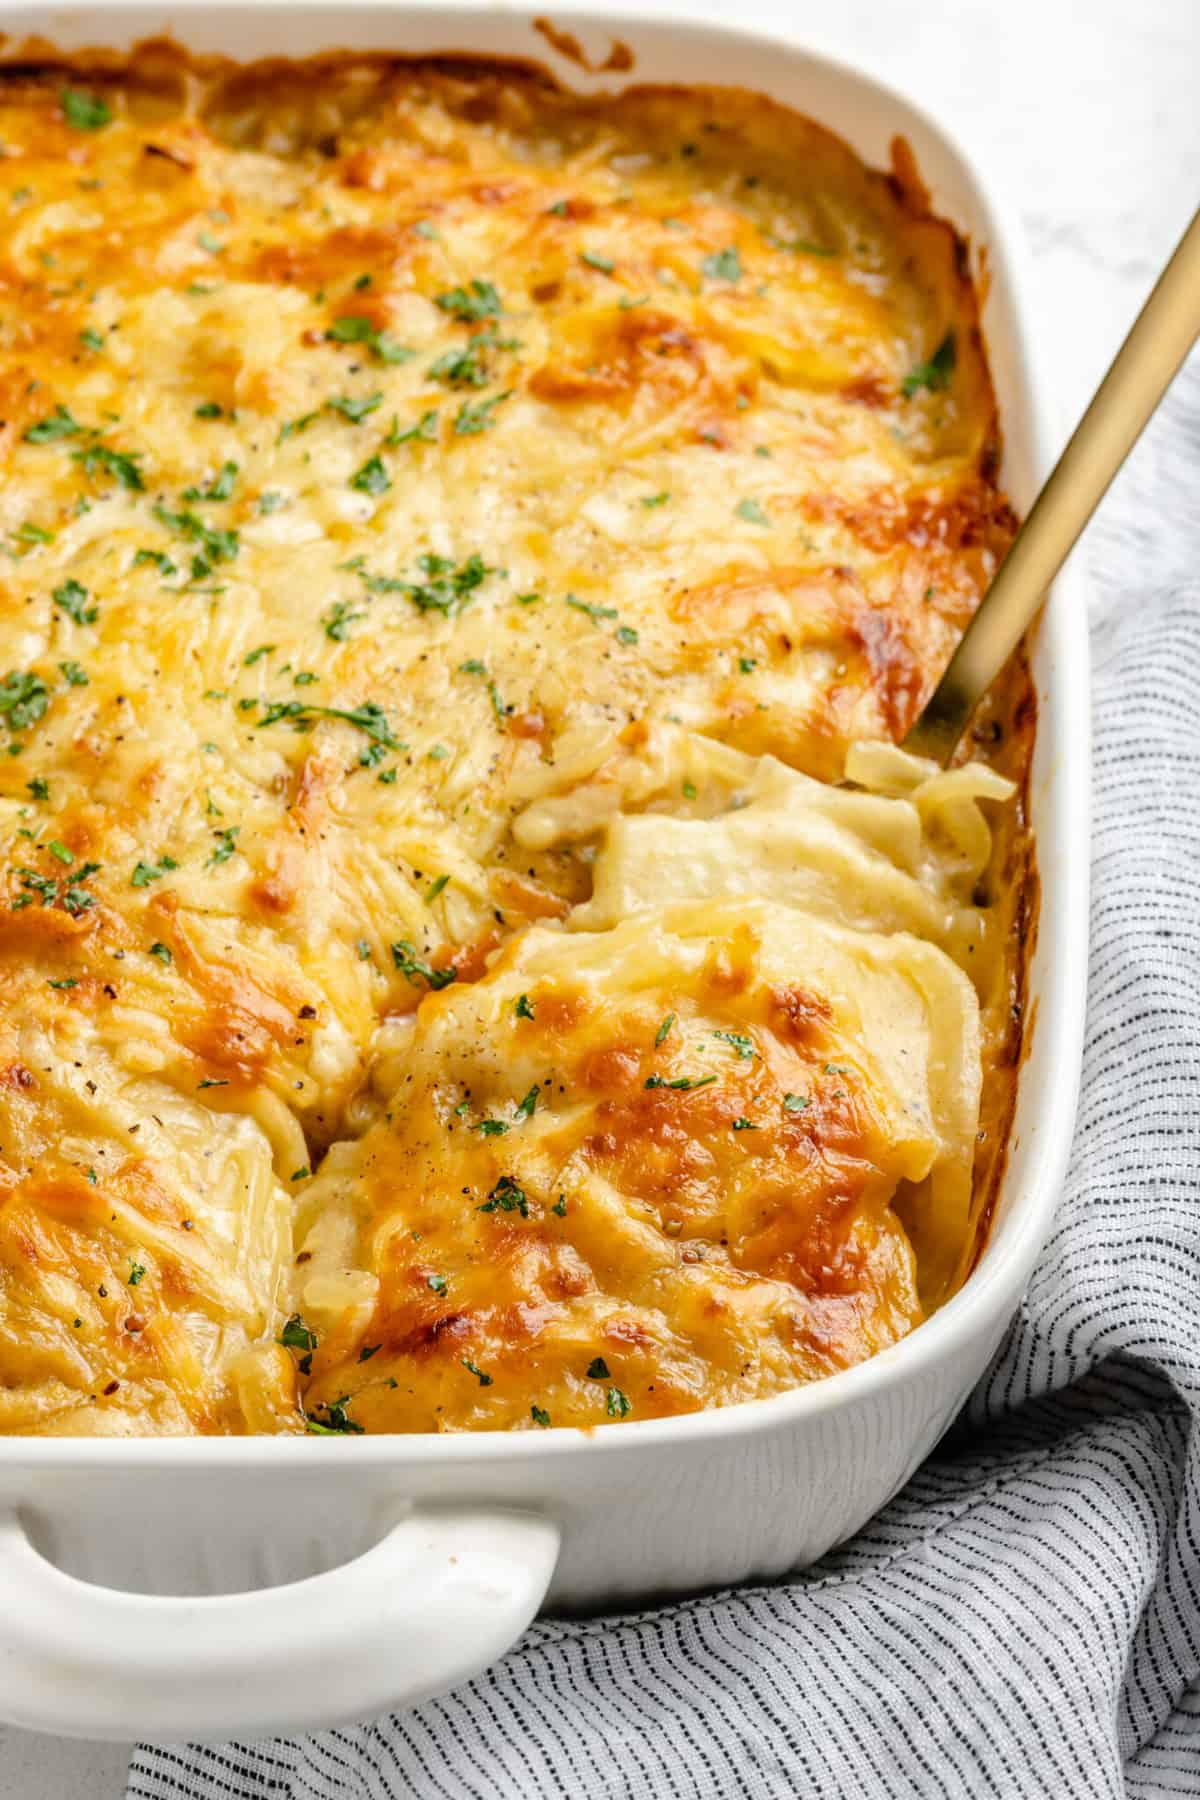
(0, 52, 1033, 1436)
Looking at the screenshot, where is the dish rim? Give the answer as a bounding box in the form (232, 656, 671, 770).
(0, 0, 1091, 1470)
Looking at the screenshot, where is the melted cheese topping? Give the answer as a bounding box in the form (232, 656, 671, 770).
(0, 57, 1032, 1435)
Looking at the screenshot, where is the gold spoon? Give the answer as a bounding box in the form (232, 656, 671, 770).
(904, 205, 1200, 765)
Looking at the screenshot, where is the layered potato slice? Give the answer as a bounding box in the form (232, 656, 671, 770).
(289, 899, 979, 1432)
(0, 980, 298, 1434)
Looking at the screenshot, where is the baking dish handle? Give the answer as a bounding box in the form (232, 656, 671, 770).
(0, 1502, 560, 1743)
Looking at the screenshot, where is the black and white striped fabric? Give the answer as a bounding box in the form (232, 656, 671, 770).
(127, 370, 1200, 1800)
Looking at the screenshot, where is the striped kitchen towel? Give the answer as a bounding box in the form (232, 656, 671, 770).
(127, 392, 1200, 1800)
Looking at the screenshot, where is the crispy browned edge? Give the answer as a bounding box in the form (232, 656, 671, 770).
(0, 32, 1039, 1301)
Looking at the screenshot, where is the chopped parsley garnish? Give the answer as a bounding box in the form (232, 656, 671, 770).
(701, 246, 741, 282)
(207, 826, 240, 866)
(47, 976, 77, 989)
(641, 492, 670, 508)
(148, 941, 172, 964)
(515, 993, 535, 1020)
(399, 551, 494, 617)
(326, 316, 414, 365)
(386, 408, 439, 447)
(27, 777, 49, 801)
(391, 940, 456, 990)
(243, 644, 275, 666)
(24, 406, 81, 444)
(427, 1273, 449, 1296)
(134, 548, 176, 575)
(731, 1117, 757, 1131)
(359, 1343, 380, 1361)
(615, 625, 639, 646)
(183, 461, 238, 502)
(278, 1313, 318, 1352)
(350, 453, 390, 495)
(462, 1357, 493, 1386)
(323, 600, 362, 642)
(152, 504, 239, 566)
(681, 780, 698, 800)
(79, 328, 105, 353)
(735, 498, 770, 526)
(434, 280, 502, 322)
(655, 1014, 676, 1045)
(15, 521, 54, 546)
(425, 873, 450, 904)
(453, 390, 512, 435)
(304, 1399, 364, 1434)
(47, 840, 73, 864)
(278, 412, 318, 443)
(194, 401, 223, 419)
(291, 1167, 310, 1182)
(131, 855, 178, 887)
(531, 1405, 551, 1427)
(428, 327, 509, 389)
(72, 444, 144, 491)
(515, 1084, 539, 1120)
(59, 660, 88, 687)
(327, 392, 383, 423)
(52, 579, 97, 625)
(476, 1119, 509, 1137)
(479, 1175, 529, 1218)
(645, 1073, 718, 1091)
(565, 594, 617, 625)
(551, 1194, 567, 1218)
(606, 1386, 632, 1418)
(902, 331, 956, 397)
(782, 1092, 809, 1112)
(253, 698, 399, 751)
(739, 656, 757, 673)
(580, 250, 615, 273)
(0, 671, 50, 731)
(713, 1030, 755, 1060)
(127, 1261, 147, 1286)
(61, 88, 111, 131)
(197, 1077, 228, 1089)
(586, 1358, 610, 1380)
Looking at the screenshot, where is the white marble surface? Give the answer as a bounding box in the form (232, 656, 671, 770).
(1, 0, 1195, 1793)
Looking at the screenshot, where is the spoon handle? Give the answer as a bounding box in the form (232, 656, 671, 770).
(905, 205, 1200, 764)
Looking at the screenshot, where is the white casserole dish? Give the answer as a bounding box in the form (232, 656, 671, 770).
(0, 1, 1090, 1744)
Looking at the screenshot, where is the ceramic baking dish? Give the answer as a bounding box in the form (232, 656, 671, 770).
(0, 1, 1090, 1744)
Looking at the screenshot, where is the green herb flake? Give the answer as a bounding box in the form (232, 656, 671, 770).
(391, 939, 456, 990)
(434, 280, 502, 322)
(565, 593, 617, 625)
(515, 1084, 539, 1120)
(184, 461, 238, 502)
(47, 975, 77, 989)
(27, 776, 49, 801)
(701, 246, 741, 282)
(72, 444, 144, 491)
(243, 644, 275, 666)
(127, 1261, 147, 1286)
(641, 492, 670, 508)
(327, 392, 383, 424)
(902, 331, 956, 397)
(427, 1273, 449, 1296)
(606, 1385, 632, 1418)
(515, 993, 535, 1020)
(149, 941, 172, 965)
(279, 1313, 318, 1352)
(350, 453, 390, 496)
(713, 1029, 755, 1061)
(453, 390, 512, 436)
(62, 88, 111, 131)
(323, 600, 363, 642)
(580, 250, 615, 274)
(655, 1013, 676, 1045)
(24, 405, 81, 444)
(462, 1357, 493, 1386)
(735, 498, 769, 526)
(59, 660, 88, 687)
(732, 1116, 757, 1131)
(782, 1092, 809, 1112)
(479, 1175, 529, 1218)
(130, 855, 178, 887)
(551, 1194, 567, 1218)
(52, 579, 97, 625)
(207, 826, 240, 867)
(645, 1072, 718, 1092)
(0, 671, 50, 731)
(531, 1404, 551, 1427)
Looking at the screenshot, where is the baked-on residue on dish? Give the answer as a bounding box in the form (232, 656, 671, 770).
(0, 53, 1034, 1435)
